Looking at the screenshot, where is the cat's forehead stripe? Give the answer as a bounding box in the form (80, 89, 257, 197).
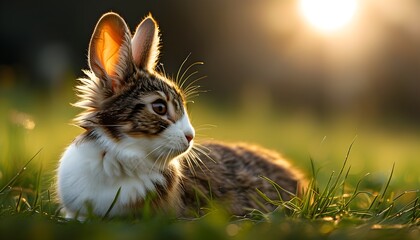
(156, 91, 167, 100)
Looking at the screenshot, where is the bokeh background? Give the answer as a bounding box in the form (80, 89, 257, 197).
(0, 0, 419, 190)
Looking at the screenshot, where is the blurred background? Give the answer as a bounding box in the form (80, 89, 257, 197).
(0, 0, 419, 190)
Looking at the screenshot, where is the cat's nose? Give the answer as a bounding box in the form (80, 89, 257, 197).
(185, 134, 194, 144)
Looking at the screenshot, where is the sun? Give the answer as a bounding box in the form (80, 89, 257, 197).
(299, 0, 359, 32)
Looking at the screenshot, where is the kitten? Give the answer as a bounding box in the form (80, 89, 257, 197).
(57, 12, 305, 218)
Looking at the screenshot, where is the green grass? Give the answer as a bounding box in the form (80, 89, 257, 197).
(0, 84, 419, 239)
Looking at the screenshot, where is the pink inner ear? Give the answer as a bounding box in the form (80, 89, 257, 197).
(101, 30, 120, 76)
(131, 17, 158, 70)
(96, 25, 123, 89)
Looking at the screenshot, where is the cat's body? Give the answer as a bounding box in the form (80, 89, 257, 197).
(57, 12, 305, 218)
(180, 142, 303, 216)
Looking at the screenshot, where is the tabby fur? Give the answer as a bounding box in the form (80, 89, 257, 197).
(57, 12, 305, 219)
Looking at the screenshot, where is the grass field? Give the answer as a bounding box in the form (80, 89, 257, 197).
(0, 83, 419, 239)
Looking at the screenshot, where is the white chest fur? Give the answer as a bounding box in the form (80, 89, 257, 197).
(57, 139, 170, 218)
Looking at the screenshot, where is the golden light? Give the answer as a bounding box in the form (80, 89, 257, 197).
(299, 0, 359, 32)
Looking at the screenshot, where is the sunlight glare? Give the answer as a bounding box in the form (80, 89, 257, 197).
(299, 0, 358, 32)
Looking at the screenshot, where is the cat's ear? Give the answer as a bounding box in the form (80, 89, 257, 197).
(88, 13, 133, 93)
(131, 15, 160, 72)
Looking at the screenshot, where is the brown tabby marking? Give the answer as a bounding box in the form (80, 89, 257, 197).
(180, 142, 306, 216)
(64, 12, 306, 217)
(75, 70, 185, 141)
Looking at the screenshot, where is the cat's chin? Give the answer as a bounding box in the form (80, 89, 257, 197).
(91, 126, 193, 173)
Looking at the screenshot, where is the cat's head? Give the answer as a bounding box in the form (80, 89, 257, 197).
(74, 13, 195, 166)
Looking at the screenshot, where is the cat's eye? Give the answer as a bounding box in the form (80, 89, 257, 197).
(152, 100, 167, 115)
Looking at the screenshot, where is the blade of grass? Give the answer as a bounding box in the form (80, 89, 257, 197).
(411, 197, 419, 223)
(370, 163, 395, 211)
(344, 173, 371, 209)
(47, 189, 51, 215)
(380, 163, 395, 201)
(317, 138, 357, 217)
(0, 148, 42, 194)
(256, 188, 278, 206)
(328, 137, 356, 194)
(15, 187, 23, 212)
(248, 193, 270, 213)
(342, 165, 351, 196)
(339, 165, 351, 209)
(383, 197, 419, 224)
(102, 187, 121, 220)
(260, 176, 296, 197)
(32, 159, 43, 207)
(300, 179, 317, 217)
(311, 171, 335, 218)
(393, 190, 419, 202)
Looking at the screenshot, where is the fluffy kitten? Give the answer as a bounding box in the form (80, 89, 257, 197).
(57, 12, 305, 218)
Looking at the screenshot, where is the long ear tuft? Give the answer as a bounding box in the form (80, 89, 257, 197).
(131, 15, 160, 72)
(88, 12, 133, 93)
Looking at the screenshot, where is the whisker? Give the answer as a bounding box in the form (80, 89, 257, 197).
(195, 123, 217, 128)
(192, 144, 215, 164)
(184, 87, 202, 96)
(188, 148, 209, 173)
(194, 134, 212, 138)
(184, 76, 207, 93)
(156, 147, 169, 172)
(179, 62, 204, 90)
(181, 70, 199, 86)
(184, 85, 207, 101)
(183, 83, 206, 98)
(134, 142, 169, 172)
(184, 85, 203, 95)
(157, 63, 167, 79)
(150, 149, 166, 173)
(176, 53, 192, 85)
(95, 124, 127, 127)
(185, 90, 201, 100)
(181, 73, 205, 95)
(184, 88, 201, 99)
(184, 153, 198, 176)
(161, 148, 173, 170)
(194, 127, 217, 132)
